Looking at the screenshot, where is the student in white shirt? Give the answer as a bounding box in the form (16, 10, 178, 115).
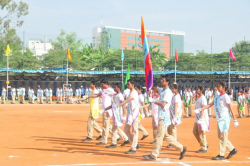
(167, 83, 183, 148)
(188, 88, 193, 116)
(237, 91, 244, 118)
(199, 82, 239, 160)
(246, 89, 250, 117)
(105, 83, 130, 148)
(135, 85, 149, 142)
(193, 86, 209, 153)
(205, 87, 212, 117)
(11, 87, 16, 104)
(119, 79, 140, 154)
(183, 88, 190, 118)
(1, 86, 6, 104)
(143, 75, 186, 160)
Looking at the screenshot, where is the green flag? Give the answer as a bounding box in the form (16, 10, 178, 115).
(124, 64, 130, 91)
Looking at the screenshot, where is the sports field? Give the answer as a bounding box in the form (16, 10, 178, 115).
(0, 102, 250, 166)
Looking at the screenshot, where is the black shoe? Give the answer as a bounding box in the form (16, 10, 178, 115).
(167, 144, 173, 148)
(226, 148, 238, 159)
(212, 155, 225, 160)
(196, 149, 207, 153)
(106, 144, 117, 148)
(125, 149, 136, 154)
(121, 140, 131, 146)
(141, 135, 149, 140)
(209, 115, 212, 117)
(136, 144, 141, 149)
(150, 141, 156, 144)
(207, 144, 209, 149)
(189, 114, 191, 116)
(143, 155, 156, 160)
(96, 135, 102, 140)
(179, 146, 187, 160)
(96, 142, 106, 145)
(213, 116, 216, 118)
(82, 137, 92, 141)
(247, 115, 250, 117)
(117, 137, 121, 142)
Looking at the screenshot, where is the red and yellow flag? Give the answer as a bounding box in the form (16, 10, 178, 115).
(67, 46, 72, 61)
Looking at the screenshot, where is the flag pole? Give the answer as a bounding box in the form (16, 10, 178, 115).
(6, 53, 9, 100)
(228, 53, 230, 88)
(66, 54, 68, 85)
(175, 58, 176, 82)
(122, 60, 123, 92)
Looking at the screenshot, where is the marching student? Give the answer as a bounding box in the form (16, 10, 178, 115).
(75, 86, 81, 104)
(143, 75, 187, 160)
(193, 86, 209, 153)
(22, 86, 26, 104)
(56, 87, 60, 104)
(188, 88, 193, 116)
(69, 87, 73, 104)
(19, 86, 23, 104)
(183, 88, 190, 118)
(38, 88, 43, 104)
(246, 89, 250, 117)
(198, 82, 239, 160)
(28, 87, 31, 103)
(1, 86, 6, 104)
(135, 85, 149, 142)
(237, 91, 244, 118)
(45, 88, 49, 103)
(30, 88, 35, 104)
(79, 81, 103, 142)
(11, 87, 16, 104)
(119, 79, 140, 154)
(105, 83, 130, 148)
(66, 87, 70, 104)
(48, 88, 53, 104)
(167, 83, 183, 148)
(192, 88, 196, 104)
(16, 87, 20, 101)
(59, 87, 63, 104)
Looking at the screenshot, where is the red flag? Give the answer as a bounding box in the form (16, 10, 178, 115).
(175, 49, 179, 62)
(229, 48, 236, 61)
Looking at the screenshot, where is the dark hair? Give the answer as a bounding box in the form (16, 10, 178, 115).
(245, 89, 249, 93)
(127, 79, 135, 85)
(136, 85, 142, 90)
(218, 81, 228, 91)
(197, 86, 203, 91)
(161, 75, 171, 84)
(114, 83, 121, 90)
(226, 89, 231, 95)
(91, 81, 96, 86)
(100, 78, 108, 85)
(172, 84, 178, 90)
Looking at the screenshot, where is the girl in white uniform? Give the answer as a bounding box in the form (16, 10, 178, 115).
(198, 82, 239, 160)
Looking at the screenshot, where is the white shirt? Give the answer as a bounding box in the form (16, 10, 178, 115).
(192, 90, 196, 96)
(237, 95, 243, 105)
(195, 95, 208, 122)
(151, 96, 159, 113)
(247, 94, 250, 103)
(171, 93, 182, 117)
(123, 89, 130, 99)
(219, 94, 231, 117)
(138, 93, 144, 107)
(215, 90, 220, 97)
(205, 90, 212, 98)
(127, 89, 139, 115)
(184, 91, 190, 101)
(22, 88, 25, 95)
(102, 88, 115, 112)
(11, 88, 16, 96)
(112, 92, 124, 115)
(189, 91, 193, 97)
(158, 87, 172, 120)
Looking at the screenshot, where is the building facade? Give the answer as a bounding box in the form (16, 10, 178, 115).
(92, 26, 185, 58)
(28, 39, 53, 57)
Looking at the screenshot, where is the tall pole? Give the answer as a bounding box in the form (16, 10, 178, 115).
(211, 36, 213, 71)
(229, 54, 230, 88)
(174, 59, 176, 82)
(23, 31, 25, 69)
(122, 60, 124, 92)
(61, 34, 63, 86)
(6, 53, 9, 100)
(66, 56, 68, 85)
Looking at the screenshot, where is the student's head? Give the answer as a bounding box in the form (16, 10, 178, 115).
(114, 83, 121, 93)
(218, 82, 228, 93)
(188, 88, 191, 92)
(245, 89, 249, 93)
(153, 89, 159, 97)
(240, 91, 244, 95)
(90, 81, 96, 89)
(171, 83, 179, 94)
(100, 78, 109, 89)
(238, 91, 242, 95)
(126, 79, 135, 89)
(214, 86, 218, 91)
(135, 85, 142, 94)
(184, 88, 187, 92)
(226, 89, 231, 95)
(196, 86, 203, 95)
(161, 75, 171, 87)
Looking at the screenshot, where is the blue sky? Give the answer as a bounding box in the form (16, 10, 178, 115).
(11, 0, 250, 54)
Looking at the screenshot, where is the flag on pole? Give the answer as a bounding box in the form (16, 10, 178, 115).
(141, 16, 153, 90)
(121, 49, 124, 61)
(67, 46, 72, 61)
(175, 49, 179, 62)
(5, 44, 11, 56)
(124, 64, 130, 90)
(229, 48, 237, 61)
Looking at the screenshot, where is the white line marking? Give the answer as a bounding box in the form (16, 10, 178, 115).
(247, 157, 250, 159)
(7, 155, 19, 158)
(46, 160, 250, 166)
(222, 160, 230, 163)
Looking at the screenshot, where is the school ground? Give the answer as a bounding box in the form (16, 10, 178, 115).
(0, 102, 250, 166)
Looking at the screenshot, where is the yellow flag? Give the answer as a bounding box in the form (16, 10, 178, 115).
(67, 46, 72, 61)
(6, 44, 11, 56)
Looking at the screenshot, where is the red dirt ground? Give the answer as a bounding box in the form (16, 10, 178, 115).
(0, 101, 250, 166)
